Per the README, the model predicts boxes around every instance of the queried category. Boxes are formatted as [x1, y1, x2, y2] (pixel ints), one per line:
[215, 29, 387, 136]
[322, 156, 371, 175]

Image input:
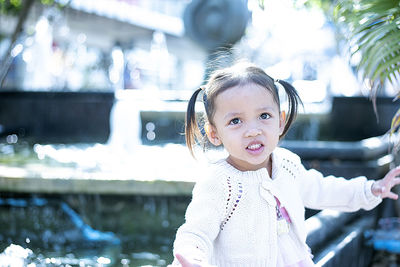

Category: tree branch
[0, 0, 35, 88]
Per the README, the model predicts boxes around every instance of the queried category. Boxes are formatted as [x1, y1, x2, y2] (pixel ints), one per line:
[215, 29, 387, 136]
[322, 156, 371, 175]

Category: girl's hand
[371, 166, 400, 199]
[175, 254, 202, 267]
[175, 254, 216, 267]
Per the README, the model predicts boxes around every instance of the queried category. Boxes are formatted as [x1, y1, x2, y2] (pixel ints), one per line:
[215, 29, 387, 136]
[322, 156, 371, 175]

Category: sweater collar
[215, 147, 286, 183]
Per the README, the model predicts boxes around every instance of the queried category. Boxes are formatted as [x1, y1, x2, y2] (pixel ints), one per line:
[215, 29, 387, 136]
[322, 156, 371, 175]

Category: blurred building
[2, 0, 394, 103]
[0, 0, 207, 93]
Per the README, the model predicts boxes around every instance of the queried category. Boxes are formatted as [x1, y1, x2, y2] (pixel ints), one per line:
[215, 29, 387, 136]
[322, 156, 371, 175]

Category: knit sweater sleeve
[286, 151, 382, 211]
[170, 167, 226, 265]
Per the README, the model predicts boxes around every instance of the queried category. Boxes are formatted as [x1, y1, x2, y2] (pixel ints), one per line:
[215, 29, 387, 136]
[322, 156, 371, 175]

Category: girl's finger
[387, 166, 400, 179]
[385, 191, 399, 200]
[176, 254, 191, 267]
[175, 254, 201, 267]
[393, 177, 400, 186]
[384, 177, 400, 190]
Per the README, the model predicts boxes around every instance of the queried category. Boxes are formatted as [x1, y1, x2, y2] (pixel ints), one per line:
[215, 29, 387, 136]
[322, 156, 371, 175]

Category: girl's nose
[245, 127, 262, 137]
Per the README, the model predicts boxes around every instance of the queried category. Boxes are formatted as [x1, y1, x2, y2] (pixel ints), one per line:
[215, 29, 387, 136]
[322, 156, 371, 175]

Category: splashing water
[0, 244, 33, 267]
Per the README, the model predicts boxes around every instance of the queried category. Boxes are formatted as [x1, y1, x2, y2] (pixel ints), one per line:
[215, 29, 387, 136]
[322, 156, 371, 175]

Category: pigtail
[276, 79, 303, 138]
[185, 88, 203, 157]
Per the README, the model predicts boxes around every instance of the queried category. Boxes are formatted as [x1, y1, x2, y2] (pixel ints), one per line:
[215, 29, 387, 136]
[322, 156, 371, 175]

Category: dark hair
[185, 62, 302, 157]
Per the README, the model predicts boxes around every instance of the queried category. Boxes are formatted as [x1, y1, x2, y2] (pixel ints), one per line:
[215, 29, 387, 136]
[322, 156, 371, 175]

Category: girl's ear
[205, 123, 222, 146]
[279, 111, 286, 135]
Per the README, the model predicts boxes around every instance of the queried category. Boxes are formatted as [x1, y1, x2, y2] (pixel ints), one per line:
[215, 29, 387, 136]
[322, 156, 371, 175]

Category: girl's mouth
[246, 143, 264, 154]
[247, 143, 262, 150]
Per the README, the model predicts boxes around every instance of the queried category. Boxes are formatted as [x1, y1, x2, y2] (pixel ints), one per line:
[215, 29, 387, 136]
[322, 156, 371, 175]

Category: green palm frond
[335, 0, 400, 85]
[334, 0, 400, 138]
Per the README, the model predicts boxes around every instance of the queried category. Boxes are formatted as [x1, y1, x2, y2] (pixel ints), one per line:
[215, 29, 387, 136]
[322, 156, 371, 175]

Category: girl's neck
[226, 156, 273, 177]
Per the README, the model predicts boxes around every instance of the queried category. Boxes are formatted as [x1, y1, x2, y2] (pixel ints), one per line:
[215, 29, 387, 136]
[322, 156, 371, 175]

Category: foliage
[0, 0, 68, 87]
[284, 0, 400, 138]
[0, 0, 56, 15]
[0, 0, 23, 15]
[333, 0, 400, 136]
[334, 0, 400, 86]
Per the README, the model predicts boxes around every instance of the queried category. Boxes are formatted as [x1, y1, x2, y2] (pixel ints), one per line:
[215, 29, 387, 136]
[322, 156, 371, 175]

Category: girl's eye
[260, 113, 270, 120]
[229, 118, 241, 125]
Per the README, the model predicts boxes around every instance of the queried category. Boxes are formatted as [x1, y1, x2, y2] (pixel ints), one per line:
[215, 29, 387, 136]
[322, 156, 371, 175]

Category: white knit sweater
[171, 147, 382, 267]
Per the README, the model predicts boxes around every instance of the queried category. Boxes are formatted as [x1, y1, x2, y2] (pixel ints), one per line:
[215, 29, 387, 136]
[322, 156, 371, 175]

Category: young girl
[170, 62, 400, 267]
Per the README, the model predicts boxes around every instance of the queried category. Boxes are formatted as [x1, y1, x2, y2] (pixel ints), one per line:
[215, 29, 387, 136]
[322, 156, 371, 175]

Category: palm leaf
[334, 0, 400, 137]
[356, 39, 394, 73]
[372, 56, 400, 82]
[362, 42, 400, 81]
[391, 108, 400, 135]
[355, 21, 393, 47]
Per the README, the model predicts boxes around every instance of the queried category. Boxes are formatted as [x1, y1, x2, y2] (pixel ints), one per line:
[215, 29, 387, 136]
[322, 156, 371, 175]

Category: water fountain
[0, 89, 206, 266]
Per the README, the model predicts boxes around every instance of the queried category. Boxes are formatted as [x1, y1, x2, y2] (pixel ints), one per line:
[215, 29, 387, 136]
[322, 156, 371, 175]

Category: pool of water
[0, 140, 225, 266]
[0, 193, 190, 266]
[0, 131, 392, 266]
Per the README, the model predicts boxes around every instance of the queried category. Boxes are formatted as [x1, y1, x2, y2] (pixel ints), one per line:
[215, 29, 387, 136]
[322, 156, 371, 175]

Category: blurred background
[2, 0, 397, 98]
[0, 0, 399, 266]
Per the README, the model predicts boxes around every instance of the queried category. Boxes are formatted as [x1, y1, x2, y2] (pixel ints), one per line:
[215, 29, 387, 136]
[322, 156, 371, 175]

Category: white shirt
[170, 147, 382, 267]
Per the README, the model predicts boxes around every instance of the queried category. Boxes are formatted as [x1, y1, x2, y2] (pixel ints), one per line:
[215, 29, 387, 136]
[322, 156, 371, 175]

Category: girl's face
[206, 83, 285, 171]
